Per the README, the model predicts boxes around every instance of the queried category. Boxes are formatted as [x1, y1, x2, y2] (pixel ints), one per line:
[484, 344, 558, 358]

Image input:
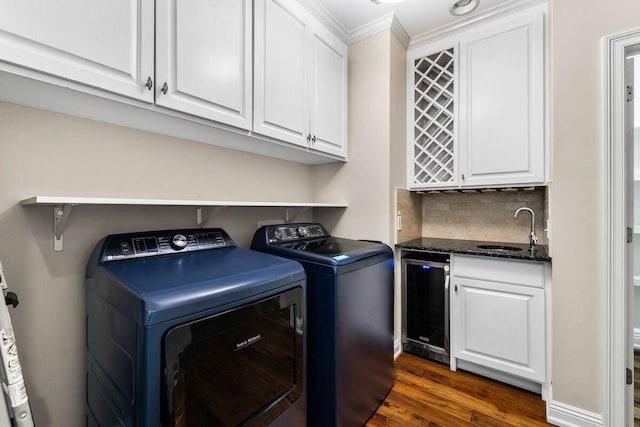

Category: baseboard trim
[394, 338, 402, 360]
[547, 400, 603, 427]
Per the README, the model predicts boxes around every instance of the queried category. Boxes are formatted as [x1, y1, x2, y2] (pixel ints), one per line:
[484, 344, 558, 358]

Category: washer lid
[271, 237, 392, 266]
[100, 247, 305, 326]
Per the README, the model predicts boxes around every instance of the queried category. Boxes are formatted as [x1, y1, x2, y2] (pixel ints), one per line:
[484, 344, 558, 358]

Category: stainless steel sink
[476, 244, 523, 252]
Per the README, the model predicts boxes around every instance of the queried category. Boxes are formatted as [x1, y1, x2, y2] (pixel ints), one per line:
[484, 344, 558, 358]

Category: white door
[626, 54, 635, 427]
[0, 0, 154, 102]
[253, 0, 310, 147]
[309, 26, 347, 157]
[458, 9, 544, 187]
[451, 278, 545, 382]
[155, 0, 252, 129]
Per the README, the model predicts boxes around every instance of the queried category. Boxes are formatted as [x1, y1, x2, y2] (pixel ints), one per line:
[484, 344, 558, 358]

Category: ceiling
[315, 0, 516, 39]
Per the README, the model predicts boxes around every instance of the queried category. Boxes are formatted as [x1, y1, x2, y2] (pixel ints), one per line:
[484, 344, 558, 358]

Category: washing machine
[251, 223, 394, 427]
[85, 228, 306, 427]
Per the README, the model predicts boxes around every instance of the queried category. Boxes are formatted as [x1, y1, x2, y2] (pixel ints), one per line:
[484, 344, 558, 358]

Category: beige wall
[390, 32, 408, 244]
[0, 102, 314, 426]
[313, 29, 407, 351]
[10, 0, 640, 420]
[550, 0, 640, 413]
[313, 30, 392, 244]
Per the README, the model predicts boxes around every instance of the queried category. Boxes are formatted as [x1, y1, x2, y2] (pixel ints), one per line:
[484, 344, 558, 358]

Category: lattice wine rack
[412, 48, 455, 187]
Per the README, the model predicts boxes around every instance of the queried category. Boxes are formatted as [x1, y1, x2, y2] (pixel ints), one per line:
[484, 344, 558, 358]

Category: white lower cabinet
[450, 255, 549, 383]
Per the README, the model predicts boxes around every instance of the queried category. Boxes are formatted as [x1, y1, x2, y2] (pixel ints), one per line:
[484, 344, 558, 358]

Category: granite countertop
[396, 237, 551, 262]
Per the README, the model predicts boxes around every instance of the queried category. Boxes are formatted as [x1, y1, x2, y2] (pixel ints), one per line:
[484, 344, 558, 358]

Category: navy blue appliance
[251, 223, 394, 427]
[85, 228, 306, 427]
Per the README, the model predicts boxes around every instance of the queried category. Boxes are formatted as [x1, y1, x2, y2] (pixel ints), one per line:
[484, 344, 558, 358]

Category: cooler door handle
[444, 273, 450, 355]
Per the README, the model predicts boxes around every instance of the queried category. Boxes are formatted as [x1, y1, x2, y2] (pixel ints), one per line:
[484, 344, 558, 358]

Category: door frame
[603, 28, 640, 427]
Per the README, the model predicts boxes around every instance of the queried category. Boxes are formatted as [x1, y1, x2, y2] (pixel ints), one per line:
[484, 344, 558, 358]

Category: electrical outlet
[396, 211, 402, 231]
[545, 218, 551, 240]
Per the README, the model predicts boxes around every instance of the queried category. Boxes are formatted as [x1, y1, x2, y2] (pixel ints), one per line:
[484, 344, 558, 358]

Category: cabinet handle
[454, 284, 458, 293]
[161, 82, 168, 95]
[461, 174, 465, 180]
[306, 134, 311, 143]
[312, 135, 316, 144]
[144, 77, 153, 91]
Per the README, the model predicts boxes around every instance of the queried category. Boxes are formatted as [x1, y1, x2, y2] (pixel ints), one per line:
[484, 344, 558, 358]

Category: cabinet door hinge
[627, 227, 633, 243]
[627, 85, 634, 103]
[627, 368, 633, 385]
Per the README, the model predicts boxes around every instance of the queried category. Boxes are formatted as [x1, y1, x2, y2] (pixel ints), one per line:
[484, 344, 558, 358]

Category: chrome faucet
[514, 207, 537, 250]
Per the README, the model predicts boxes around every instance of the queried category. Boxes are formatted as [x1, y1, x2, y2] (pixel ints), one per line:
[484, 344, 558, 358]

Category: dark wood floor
[366, 353, 553, 427]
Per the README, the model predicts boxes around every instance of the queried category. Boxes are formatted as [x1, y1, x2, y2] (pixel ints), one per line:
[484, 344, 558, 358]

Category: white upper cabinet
[458, 9, 544, 187]
[310, 25, 348, 157]
[254, 0, 309, 147]
[254, 0, 347, 157]
[0, 0, 346, 162]
[0, 0, 154, 102]
[155, 0, 253, 129]
[408, 40, 459, 189]
[408, 4, 546, 190]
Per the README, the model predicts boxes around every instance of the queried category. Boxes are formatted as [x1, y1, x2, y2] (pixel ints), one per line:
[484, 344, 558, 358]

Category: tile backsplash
[421, 188, 548, 245]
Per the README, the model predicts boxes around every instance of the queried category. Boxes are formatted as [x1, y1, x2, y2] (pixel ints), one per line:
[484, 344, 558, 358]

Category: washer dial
[171, 234, 188, 250]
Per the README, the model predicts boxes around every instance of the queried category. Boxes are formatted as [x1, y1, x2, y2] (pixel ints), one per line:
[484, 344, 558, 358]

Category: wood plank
[366, 353, 552, 427]
[375, 398, 447, 427]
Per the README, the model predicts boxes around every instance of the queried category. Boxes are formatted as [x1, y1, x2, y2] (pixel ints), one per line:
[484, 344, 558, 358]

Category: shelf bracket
[285, 207, 310, 223]
[196, 206, 224, 227]
[53, 205, 73, 252]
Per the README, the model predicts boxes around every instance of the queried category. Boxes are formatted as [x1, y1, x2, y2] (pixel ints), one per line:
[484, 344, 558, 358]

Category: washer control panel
[267, 223, 327, 243]
[101, 228, 232, 262]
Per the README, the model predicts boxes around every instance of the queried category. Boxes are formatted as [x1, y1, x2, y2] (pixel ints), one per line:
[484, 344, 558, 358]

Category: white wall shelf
[20, 196, 347, 251]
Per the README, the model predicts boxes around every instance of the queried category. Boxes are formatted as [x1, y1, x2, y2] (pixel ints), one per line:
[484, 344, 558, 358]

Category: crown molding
[298, 0, 544, 50]
[409, 0, 546, 49]
[348, 12, 409, 48]
[297, 0, 349, 43]
[389, 14, 410, 49]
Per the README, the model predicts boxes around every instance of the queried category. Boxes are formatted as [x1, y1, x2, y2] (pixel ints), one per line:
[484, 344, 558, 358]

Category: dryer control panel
[100, 228, 234, 262]
[266, 223, 328, 243]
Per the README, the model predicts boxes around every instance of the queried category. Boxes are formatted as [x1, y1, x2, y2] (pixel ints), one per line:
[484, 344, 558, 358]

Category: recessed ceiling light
[450, 0, 479, 15]
[371, 0, 405, 4]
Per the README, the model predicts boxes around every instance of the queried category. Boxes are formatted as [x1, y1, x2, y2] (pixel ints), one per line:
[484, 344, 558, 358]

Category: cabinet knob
[161, 82, 168, 95]
[454, 284, 458, 293]
[306, 134, 311, 143]
[461, 174, 465, 180]
[312, 135, 316, 144]
[144, 77, 153, 91]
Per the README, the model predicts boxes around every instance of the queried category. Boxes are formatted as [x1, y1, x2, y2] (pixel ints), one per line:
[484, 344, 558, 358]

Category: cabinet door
[458, 9, 544, 187]
[0, 0, 154, 102]
[254, 0, 310, 147]
[407, 42, 459, 189]
[309, 25, 347, 157]
[155, 0, 252, 129]
[451, 277, 545, 382]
